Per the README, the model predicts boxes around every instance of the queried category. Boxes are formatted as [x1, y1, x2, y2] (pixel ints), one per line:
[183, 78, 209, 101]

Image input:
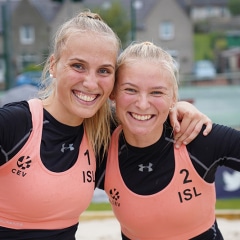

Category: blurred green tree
[93, 1, 131, 48]
[228, 0, 240, 16]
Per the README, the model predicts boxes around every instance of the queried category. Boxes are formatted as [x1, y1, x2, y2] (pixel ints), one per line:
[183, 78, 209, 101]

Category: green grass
[215, 198, 240, 209]
[87, 199, 240, 211]
[86, 202, 112, 211]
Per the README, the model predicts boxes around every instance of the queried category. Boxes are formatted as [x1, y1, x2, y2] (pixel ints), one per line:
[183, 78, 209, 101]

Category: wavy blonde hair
[38, 11, 121, 159]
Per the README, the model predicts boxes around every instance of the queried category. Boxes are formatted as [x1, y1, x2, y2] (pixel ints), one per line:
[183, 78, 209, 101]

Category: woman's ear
[172, 97, 178, 108]
[109, 92, 115, 101]
[50, 55, 56, 78]
[109, 92, 116, 108]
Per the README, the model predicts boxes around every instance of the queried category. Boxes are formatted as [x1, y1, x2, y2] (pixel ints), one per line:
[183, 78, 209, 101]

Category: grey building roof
[84, 0, 187, 29]
[28, 0, 62, 22]
[0, 0, 229, 33]
[0, 0, 61, 32]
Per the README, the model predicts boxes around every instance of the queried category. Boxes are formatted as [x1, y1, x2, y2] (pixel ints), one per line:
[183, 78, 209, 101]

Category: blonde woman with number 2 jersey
[101, 42, 240, 240]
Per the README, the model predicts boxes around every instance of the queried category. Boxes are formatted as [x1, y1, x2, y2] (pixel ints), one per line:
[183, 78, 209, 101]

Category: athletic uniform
[97, 122, 240, 240]
[0, 99, 96, 240]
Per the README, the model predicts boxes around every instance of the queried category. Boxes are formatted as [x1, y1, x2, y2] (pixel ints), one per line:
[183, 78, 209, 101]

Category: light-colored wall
[136, 0, 193, 74]
[11, 0, 49, 73]
[50, 1, 84, 48]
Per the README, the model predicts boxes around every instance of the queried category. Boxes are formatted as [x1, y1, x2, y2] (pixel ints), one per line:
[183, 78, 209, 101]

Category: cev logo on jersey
[109, 188, 120, 207]
[12, 156, 32, 177]
[177, 168, 202, 203]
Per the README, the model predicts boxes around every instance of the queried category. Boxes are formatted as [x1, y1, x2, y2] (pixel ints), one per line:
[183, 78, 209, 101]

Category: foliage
[194, 20, 210, 33]
[228, 0, 240, 16]
[22, 64, 43, 73]
[92, 1, 131, 48]
[194, 33, 227, 61]
[194, 34, 213, 60]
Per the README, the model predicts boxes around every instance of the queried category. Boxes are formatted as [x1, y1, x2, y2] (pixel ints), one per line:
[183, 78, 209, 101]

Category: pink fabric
[105, 126, 216, 240]
[0, 99, 95, 229]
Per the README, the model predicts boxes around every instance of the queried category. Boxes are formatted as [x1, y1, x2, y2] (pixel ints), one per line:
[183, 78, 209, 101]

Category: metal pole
[2, 0, 13, 90]
[130, 0, 136, 42]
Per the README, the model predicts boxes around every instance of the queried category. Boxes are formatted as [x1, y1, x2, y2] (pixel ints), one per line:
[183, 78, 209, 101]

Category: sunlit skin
[112, 60, 176, 147]
[43, 32, 117, 126]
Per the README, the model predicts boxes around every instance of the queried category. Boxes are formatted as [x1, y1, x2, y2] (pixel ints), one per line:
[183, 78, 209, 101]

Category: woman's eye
[73, 63, 84, 70]
[99, 68, 110, 74]
[151, 91, 163, 96]
[125, 88, 136, 94]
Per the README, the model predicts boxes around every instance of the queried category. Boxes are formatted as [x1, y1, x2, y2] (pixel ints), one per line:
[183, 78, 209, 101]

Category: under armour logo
[61, 143, 74, 152]
[138, 163, 153, 172]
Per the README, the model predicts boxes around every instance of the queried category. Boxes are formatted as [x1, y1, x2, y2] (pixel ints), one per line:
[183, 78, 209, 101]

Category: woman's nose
[82, 72, 98, 90]
[135, 94, 150, 110]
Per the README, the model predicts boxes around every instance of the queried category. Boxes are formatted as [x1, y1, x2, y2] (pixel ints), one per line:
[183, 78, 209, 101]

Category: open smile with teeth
[73, 91, 98, 102]
[131, 113, 152, 121]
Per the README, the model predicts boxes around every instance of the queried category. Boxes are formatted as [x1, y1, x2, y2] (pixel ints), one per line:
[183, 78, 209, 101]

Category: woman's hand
[169, 101, 212, 148]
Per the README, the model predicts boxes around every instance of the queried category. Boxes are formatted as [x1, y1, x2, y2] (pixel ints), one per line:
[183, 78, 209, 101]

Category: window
[20, 25, 35, 44]
[159, 21, 174, 41]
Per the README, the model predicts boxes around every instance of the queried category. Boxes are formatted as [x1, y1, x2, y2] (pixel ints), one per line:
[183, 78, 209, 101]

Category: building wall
[50, 0, 84, 45]
[136, 0, 193, 74]
[11, 0, 50, 73]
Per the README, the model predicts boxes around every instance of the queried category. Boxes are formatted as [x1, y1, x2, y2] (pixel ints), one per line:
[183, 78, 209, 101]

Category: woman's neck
[121, 126, 163, 148]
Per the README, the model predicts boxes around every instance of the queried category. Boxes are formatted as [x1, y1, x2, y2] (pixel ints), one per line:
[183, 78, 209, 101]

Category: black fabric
[0, 224, 78, 240]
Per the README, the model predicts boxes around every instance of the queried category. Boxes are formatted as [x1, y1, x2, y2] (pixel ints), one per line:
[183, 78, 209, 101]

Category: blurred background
[0, 0, 239, 201]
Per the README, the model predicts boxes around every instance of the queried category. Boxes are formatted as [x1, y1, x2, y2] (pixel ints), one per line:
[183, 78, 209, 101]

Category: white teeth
[132, 113, 151, 121]
[75, 92, 96, 102]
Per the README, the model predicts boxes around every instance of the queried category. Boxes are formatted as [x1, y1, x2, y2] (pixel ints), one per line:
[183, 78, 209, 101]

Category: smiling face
[45, 32, 117, 126]
[113, 60, 176, 147]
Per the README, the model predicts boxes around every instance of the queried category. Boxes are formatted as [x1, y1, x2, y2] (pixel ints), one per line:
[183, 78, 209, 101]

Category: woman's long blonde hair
[38, 10, 121, 160]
